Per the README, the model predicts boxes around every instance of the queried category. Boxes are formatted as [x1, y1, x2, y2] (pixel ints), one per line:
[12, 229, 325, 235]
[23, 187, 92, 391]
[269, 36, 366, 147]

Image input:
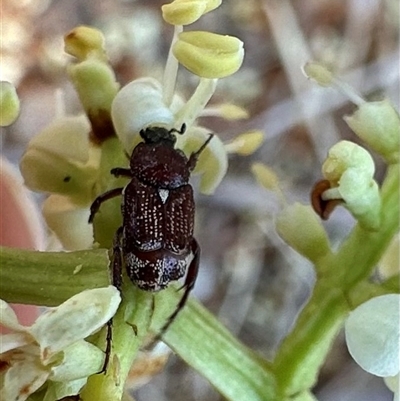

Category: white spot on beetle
[158, 189, 169, 204]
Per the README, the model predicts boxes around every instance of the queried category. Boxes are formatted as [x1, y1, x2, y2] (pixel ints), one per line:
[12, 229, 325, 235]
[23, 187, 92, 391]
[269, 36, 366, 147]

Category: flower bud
[0, 81, 20, 126]
[276, 203, 331, 263]
[321, 141, 381, 230]
[344, 99, 400, 164]
[173, 31, 244, 78]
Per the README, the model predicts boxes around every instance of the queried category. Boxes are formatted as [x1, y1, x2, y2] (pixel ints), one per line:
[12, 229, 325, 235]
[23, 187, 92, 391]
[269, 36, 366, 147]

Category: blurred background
[1, 0, 399, 400]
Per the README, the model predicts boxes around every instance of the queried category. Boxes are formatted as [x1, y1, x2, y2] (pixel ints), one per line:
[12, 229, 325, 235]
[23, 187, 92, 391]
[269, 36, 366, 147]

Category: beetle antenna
[169, 123, 186, 136]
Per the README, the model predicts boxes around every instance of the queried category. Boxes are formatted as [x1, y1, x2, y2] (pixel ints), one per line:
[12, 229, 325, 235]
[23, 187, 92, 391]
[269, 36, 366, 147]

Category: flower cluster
[0, 287, 120, 401]
[18, 0, 262, 251]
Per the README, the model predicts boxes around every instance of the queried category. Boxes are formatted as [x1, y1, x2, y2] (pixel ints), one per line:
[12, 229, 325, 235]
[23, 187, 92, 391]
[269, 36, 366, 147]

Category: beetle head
[140, 124, 186, 147]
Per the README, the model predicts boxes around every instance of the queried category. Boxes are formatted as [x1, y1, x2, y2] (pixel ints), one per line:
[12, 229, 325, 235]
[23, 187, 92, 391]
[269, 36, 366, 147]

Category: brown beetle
[89, 124, 213, 369]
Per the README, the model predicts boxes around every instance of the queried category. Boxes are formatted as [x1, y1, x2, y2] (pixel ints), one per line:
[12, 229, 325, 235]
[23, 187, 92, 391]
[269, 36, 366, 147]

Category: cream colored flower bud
[0, 81, 20, 126]
[322, 141, 381, 230]
[42, 195, 94, 251]
[302, 62, 334, 87]
[225, 131, 264, 155]
[173, 31, 244, 78]
[276, 203, 331, 263]
[344, 99, 400, 164]
[162, 0, 221, 25]
[64, 26, 106, 61]
[111, 78, 175, 152]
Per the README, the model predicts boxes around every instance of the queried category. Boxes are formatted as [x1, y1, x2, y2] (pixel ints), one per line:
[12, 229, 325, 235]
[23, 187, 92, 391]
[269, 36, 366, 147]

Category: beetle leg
[110, 167, 133, 178]
[157, 238, 200, 338]
[187, 134, 214, 171]
[100, 226, 124, 373]
[88, 187, 124, 223]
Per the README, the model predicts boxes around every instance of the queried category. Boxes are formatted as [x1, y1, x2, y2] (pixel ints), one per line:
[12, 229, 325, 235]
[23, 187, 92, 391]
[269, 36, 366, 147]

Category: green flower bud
[344, 99, 400, 164]
[322, 141, 381, 231]
[0, 81, 20, 126]
[276, 203, 331, 263]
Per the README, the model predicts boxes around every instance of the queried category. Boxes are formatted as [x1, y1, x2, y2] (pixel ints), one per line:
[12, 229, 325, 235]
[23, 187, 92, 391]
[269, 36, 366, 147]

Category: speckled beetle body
[89, 124, 213, 370]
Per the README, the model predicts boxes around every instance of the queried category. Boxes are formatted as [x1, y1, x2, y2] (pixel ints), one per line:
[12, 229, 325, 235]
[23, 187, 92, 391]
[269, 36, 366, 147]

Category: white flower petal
[0, 333, 32, 353]
[30, 286, 121, 360]
[43, 378, 87, 401]
[345, 294, 400, 377]
[27, 115, 91, 164]
[50, 340, 104, 381]
[176, 126, 227, 194]
[42, 195, 94, 251]
[1, 359, 49, 401]
[384, 374, 399, 394]
[0, 300, 25, 331]
[112, 77, 174, 152]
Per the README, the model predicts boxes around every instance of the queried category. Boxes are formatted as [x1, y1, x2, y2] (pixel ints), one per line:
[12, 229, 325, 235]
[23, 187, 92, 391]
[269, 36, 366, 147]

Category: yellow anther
[162, 0, 221, 25]
[303, 62, 334, 87]
[64, 26, 106, 61]
[225, 131, 264, 155]
[173, 31, 244, 78]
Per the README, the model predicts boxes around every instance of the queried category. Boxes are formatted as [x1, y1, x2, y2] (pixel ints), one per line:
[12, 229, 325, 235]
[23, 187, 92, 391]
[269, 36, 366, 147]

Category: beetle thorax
[130, 143, 190, 189]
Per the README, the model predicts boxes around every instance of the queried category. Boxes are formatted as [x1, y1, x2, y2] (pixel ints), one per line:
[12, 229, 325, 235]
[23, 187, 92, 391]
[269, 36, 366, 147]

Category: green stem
[272, 164, 399, 396]
[0, 247, 109, 305]
[81, 286, 153, 401]
[163, 296, 276, 401]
